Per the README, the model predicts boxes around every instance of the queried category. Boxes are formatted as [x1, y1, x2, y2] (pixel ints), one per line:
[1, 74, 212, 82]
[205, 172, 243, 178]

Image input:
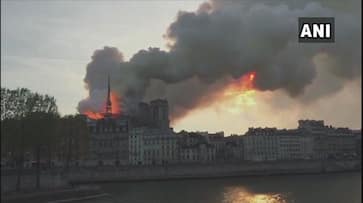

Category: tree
[1, 119, 20, 166]
[25, 112, 59, 189]
[57, 115, 89, 174]
[1, 88, 57, 120]
[1, 87, 59, 191]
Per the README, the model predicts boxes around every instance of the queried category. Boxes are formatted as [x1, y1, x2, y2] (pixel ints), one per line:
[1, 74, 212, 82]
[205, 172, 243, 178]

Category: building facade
[129, 127, 178, 165]
[150, 99, 170, 130]
[353, 130, 362, 158]
[243, 127, 314, 161]
[87, 116, 129, 166]
[178, 131, 217, 163]
[298, 120, 357, 159]
[85, 85, 360, 167]
[243, 128, 280, 161]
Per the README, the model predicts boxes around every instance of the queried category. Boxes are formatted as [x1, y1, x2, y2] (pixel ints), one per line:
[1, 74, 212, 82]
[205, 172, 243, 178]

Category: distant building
[129, 127, 178, 165]
[178, 131, 216, 163]
[87, 116, 129, 166]
[243, 128, 280, 161]
[86, 76, 130, 166]
[224, 135, 244, 161]
[298, 120, 325, 132]
[85, 82, 359, 167]
[353, 130, 362, 157]
[86, 77, 174, 166]
[150, 99, 170, 130]
[314, 128, 357, 159]
[179, 144, 216, 163]
[276, 129, 314, 160]
[136, 102, 152, 126]
[298, 120, 357, 159]
[243, 127, 314, 161]
[205, 132, 227, 161]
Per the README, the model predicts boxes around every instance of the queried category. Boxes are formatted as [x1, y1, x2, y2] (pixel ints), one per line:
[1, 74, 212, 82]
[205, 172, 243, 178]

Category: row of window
[144, 139, 176, 145]
[89, 126, 128, 133]
[280, 144, 301, 148]
[181, 154, 215, 161]
[91, 140, 120, 148]
[133, 149, 176, 157]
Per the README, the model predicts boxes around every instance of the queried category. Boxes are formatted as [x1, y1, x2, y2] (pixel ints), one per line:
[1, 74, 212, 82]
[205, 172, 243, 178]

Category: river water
[80, 172, 361, 203]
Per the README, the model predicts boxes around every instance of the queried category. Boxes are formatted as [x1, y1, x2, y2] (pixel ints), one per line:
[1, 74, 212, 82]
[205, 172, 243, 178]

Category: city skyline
[2, 0, 361, 135]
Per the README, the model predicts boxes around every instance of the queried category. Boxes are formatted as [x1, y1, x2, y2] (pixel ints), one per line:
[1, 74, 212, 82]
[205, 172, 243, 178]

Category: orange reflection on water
[223, 187, 289, 203]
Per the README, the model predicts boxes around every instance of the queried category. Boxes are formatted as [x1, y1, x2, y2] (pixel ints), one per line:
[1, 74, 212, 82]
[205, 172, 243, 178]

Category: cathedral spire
[105, 74, 112, 115]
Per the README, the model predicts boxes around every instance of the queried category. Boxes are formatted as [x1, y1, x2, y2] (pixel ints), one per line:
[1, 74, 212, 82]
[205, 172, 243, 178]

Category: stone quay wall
[2, 159, 360, 193]
[67, 159, 361, 184]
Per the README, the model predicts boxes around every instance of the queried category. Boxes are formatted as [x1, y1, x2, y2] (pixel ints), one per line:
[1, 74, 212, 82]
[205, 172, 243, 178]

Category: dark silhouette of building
[136, 102, 152, 126]
[86, 76, 129, 165]
[150, 99, 170, 130]
[105, 75, 112, 118]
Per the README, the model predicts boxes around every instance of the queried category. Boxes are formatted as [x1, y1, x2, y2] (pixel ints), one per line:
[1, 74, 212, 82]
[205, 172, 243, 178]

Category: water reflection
[223, 187, 289, 203]
[99, 173, 360, 203]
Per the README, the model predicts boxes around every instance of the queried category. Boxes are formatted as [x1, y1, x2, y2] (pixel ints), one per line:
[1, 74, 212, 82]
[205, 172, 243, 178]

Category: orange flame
[83, 91, 122, 120]
[110, 92, 121, 116]
[229, 71, 256, 91]
[223, 71, 257, 113]
[83, 111, 104, 120]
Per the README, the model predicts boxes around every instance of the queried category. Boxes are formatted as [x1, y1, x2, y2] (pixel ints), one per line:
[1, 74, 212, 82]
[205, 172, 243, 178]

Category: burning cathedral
[84, 76, 170, 166]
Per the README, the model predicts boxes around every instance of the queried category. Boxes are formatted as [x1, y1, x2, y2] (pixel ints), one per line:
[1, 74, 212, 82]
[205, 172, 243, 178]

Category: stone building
[179, 144, 216, 163]
[243, 127, 314, 161]
[150, 99, 170, 130]
[276, 129, 314, 160]
[298, 120, 357, 159]
[243, 128, 280, 161]
[353, 130, 362, 157]
[87, 116, 129, 166]
[205, 132, 228, 161]
[85, 76, 130, 166]
[129, 127, 178, 165]
[178, 131, 216, 163]
[224, 135, 244, 161]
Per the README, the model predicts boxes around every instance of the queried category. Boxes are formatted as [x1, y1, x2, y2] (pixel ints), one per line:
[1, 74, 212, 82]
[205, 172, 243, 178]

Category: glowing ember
[83, 91, 121, 120]
[249, 72, 255, 81]
[83, 111, 104, 120]
[224, 71, 257, 113]
[110, 91, 121, 116]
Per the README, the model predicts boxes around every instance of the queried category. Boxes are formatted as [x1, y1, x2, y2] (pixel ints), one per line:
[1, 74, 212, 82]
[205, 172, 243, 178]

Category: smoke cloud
[78, 0, 361, 122]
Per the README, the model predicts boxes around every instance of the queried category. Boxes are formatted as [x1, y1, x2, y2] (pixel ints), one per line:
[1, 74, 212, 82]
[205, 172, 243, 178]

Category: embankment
[68, 159, 361, 184]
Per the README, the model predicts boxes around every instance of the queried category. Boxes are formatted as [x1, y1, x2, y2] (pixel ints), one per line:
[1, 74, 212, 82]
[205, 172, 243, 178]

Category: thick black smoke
[78, 0, 361, 120]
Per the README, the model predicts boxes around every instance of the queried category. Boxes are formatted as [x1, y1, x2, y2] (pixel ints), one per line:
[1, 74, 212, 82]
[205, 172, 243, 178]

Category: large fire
[223, 71, 257, 113]
[83, 91, 122, 120]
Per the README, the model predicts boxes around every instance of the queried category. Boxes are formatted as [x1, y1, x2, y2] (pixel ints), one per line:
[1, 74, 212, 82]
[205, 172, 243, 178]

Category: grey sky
[1, 0, 202, 115]
[1, 0, 361, 134]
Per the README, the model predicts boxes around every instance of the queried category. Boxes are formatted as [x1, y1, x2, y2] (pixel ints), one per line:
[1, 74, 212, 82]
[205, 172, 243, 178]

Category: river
[78, 172, 361, 203]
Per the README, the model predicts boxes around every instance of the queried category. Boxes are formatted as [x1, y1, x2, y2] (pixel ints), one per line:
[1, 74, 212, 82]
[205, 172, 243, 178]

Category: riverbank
[2, 160, 360, 196]
[68, 159, 361, 184]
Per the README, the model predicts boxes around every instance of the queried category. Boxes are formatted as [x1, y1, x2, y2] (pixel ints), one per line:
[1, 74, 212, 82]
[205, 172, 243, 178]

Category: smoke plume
[78, 0, 361, 122]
